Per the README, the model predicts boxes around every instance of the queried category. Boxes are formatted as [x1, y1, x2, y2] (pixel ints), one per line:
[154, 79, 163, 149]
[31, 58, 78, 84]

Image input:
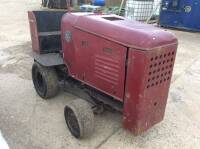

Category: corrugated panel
[94, 54, 120, 86]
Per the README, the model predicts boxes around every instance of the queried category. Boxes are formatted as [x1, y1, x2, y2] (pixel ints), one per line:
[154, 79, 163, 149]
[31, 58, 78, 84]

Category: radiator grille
[146, 50, 175, 88]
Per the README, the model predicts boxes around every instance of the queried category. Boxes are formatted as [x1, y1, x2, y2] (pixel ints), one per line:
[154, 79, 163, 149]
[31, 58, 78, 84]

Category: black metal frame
[32, 11, 66, 53]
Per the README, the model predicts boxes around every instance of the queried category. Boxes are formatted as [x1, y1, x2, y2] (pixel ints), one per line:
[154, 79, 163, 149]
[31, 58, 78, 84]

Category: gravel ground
[0, 0, 200, 149]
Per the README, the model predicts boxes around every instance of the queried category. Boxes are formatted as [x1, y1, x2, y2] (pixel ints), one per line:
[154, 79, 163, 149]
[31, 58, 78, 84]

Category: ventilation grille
[94, 55, 120, 85]
[146, 51, 175, 88]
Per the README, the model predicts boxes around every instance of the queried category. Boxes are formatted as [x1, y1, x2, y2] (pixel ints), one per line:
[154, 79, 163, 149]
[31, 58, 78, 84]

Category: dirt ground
[0, 0, 200, 149]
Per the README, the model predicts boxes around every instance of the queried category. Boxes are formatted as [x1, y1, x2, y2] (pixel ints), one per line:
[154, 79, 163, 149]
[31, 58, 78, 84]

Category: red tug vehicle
[28, 10, 178, 138]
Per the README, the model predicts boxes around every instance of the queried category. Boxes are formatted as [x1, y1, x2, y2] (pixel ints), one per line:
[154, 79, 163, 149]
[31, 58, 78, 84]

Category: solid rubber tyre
[32, 62, 59, 99]
[64, 99, 94, 139]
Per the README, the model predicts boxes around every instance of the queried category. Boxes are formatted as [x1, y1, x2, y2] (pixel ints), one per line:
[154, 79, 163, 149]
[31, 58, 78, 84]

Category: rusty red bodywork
[28, 12, 40, 53]
[29, 12, 178, 135]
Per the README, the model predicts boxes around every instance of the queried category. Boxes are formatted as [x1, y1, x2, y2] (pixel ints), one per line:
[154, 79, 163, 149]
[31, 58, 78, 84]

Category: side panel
[64, 29, 127, 101]
[123, 44, 177, 135]
[61, 17, 77, 76]
[28, 11, 40, 53]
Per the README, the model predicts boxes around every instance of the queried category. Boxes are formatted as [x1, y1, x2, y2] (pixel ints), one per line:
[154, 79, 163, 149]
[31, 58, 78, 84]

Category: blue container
[159, 0, 200, 32]
[93, 0, 105, 6]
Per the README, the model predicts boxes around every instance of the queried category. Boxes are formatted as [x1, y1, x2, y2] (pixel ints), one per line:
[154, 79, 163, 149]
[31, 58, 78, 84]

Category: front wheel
[32, 62, 59, 99]
[64, 99, 94, 139]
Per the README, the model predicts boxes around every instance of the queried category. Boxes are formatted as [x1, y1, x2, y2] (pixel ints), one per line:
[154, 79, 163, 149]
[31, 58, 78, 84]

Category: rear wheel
[64, 99, 94, 139]
[32, 62, 59, 99]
